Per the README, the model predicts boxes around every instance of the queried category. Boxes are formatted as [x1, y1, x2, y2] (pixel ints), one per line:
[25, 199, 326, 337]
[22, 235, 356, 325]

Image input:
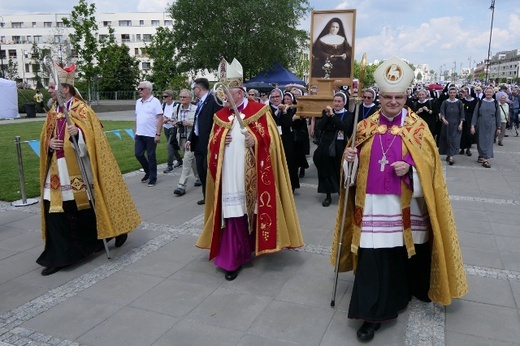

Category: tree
[353, 60, 380, 88]
[5, 58, 19, 80]
[146, 26, 186, 92]
[416, 72, 423, 81]
[62, 0, 100, 100]
[168, 0, 311, 80]
[97, 43, 140, 92]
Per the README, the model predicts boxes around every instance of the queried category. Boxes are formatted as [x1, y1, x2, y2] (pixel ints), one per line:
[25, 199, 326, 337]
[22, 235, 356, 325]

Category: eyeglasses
[248, 93, 256, 96]
[138, 88, 146, 91]
[162, 95, 170, 98]
[362, 96, 373, 99]
[380, 95, 406, 101]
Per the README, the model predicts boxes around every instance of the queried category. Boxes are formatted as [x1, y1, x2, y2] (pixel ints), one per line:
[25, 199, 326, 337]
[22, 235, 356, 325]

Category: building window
[118, 20, 132, 27]
[143, 34, 152, 42]
[142, 62, 151, 70]
[121, 34, 130, 43]
[12, 36, 21, 44]
[32, 22, 37, 28]
[11, 22, 23, 28]
[139, 20, 144, 26]
[136, 34, 141, 42]
[25, 64, 30, 73]
[34, 35, 43, 44]
[54, 35, 63, 43]
[9, 50, 17, 58]
[164, 20, 173, 26]
[44, 22, 52, 28]
[103, 21, 111, 27]
[26, 35, 31, 43]
[151, 20, 160, 26]
[56, 22, 63, 27]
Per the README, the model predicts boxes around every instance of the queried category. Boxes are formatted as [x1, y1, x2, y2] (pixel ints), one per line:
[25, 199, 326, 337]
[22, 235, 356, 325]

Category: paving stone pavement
[1, 112, 520, 345]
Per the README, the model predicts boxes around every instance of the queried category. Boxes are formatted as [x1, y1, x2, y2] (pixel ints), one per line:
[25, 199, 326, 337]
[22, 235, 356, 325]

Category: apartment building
[0, 12, 171, 87]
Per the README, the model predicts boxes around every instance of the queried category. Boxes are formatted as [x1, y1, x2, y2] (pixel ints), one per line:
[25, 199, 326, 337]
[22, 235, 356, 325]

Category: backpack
[476, 98, 498, 116]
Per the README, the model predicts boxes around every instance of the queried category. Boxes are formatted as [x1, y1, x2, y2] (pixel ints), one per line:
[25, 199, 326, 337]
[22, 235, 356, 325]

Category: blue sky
[2, 0, 519, 75]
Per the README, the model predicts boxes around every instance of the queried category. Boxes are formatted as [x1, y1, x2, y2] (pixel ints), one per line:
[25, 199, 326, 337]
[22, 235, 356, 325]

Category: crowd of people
[47, 55, 520, 342]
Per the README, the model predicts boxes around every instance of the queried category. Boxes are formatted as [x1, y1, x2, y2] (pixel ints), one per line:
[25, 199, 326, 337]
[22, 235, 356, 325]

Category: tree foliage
[62, 0, 99, 96]
[168, 0, 311, 80]
[5, 58, 19, 80]
[353, 60, 380, 88]
[97, 43, 140, 92]
[145, 26, 186, 92]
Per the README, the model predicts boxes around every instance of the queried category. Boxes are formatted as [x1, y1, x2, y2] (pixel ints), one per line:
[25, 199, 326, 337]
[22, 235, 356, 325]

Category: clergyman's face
[379, 92, 406, 117]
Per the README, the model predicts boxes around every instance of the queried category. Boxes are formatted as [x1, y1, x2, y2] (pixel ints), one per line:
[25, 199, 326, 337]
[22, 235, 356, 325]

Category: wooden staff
[330, 53, 367, 307]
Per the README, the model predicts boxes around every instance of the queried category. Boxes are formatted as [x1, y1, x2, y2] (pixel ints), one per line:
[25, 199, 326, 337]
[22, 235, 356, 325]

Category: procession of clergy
[38, 56, 467, 342]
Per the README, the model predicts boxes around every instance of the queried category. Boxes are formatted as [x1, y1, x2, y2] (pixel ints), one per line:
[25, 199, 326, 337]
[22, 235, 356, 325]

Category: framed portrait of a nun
[310, 9, 356, 87]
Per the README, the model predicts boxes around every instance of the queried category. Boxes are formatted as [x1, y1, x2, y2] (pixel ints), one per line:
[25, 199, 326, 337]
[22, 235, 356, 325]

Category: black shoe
[147, 180, 156, 187]
[197, 199, 205, 205]
[194, 179, 202, 187]
[504, 134, 509, 137]
[225, 267, 241, 281]
[448, 156, 454, 165]
[140, 174, 149, 183]
[41, 267, 61, 276]
[357, 321, 381, 342]
[466, 149, 472, 157]
[174, 187, 186, 196]
[173, 161, 183, 168]
[459, 149, 464, 155]
[115, 234, 128, 247]
[322, 196, 331, 207]
[299, 168, 305, 178]
[163, 167, 174, 173]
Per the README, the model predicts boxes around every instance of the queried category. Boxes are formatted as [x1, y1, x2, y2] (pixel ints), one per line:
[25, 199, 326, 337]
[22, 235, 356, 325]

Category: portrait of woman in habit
[312, 17, 353, 79]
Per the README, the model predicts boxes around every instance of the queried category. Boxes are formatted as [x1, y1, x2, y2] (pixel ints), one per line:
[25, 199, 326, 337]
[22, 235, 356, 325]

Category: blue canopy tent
[245, 62, 305, 88]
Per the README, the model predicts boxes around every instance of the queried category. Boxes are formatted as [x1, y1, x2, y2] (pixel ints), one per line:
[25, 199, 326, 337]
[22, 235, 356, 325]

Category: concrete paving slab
[248, 299, 334, 346]
[187, 288, 272, 332]
[153, 319, 242, 346]
[76, 306, 178, 346]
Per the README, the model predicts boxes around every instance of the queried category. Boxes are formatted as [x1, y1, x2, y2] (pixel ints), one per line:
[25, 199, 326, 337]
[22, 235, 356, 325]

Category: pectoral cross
[378, 155, 389, 172]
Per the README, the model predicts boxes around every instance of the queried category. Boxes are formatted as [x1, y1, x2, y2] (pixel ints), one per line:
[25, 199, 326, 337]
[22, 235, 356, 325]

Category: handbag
[328, 132, 337, 157]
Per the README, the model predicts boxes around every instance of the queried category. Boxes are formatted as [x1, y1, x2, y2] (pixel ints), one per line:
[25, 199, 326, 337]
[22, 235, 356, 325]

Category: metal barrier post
[11, 136, 39, 207]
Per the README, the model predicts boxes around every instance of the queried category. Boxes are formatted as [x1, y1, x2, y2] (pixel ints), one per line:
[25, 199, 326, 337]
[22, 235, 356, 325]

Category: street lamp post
[0, 16, 5, 78]
[485, 0, 496, 84]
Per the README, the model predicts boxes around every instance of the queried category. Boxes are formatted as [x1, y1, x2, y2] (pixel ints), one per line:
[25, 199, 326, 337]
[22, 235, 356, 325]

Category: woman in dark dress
[270, 89, 299, 192]
[288, 91, 310, 179]
[411, 89, 437, 134]
[439, 87, 464, 165]
[312, 92, 354, 207]
[460, 87, 477, 156]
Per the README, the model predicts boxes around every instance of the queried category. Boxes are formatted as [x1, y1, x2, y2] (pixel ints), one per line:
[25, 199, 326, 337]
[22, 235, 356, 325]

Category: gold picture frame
[309, 9, 356, 88]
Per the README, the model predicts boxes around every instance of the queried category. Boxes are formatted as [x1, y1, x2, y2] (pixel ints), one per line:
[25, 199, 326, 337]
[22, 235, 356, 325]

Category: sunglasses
[362, 96, 373, 99]
[248, 93, 256, 96]
[162, 95, 170, 98]
[138, 88, 146, 91]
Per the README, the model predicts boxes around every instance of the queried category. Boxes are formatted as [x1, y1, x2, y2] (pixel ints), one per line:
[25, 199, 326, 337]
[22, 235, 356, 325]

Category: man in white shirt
[135, 81, 163, 187]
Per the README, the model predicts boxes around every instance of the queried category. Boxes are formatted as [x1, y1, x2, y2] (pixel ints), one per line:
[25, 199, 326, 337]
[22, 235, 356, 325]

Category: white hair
[139, 81, 153, 91]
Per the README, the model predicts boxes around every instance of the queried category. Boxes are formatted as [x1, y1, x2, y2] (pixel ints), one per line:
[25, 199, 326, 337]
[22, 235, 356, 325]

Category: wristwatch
[155, 133, 161, 136]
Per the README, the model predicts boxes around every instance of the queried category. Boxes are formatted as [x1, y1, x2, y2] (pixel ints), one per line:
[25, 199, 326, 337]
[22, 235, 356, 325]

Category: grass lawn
[0, 120, 168, 202]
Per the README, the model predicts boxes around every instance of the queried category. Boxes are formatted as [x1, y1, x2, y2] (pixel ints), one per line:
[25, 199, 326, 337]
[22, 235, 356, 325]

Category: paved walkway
[1, 111, 520, 345]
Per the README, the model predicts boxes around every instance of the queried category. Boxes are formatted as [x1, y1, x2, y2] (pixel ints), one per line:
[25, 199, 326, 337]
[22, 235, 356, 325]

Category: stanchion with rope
[11, 136, 39, 207]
